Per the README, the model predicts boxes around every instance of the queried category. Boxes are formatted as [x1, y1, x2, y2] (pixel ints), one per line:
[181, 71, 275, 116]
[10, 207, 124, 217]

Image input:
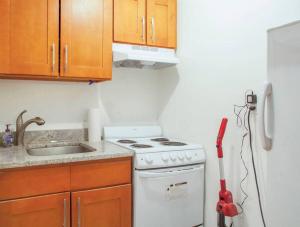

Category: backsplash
[0, 129, 88, 147]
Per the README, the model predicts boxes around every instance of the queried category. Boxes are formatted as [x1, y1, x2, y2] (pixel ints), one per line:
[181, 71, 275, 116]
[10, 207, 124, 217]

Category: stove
[104, 126, 206, 227]
[104, 126, 206, 169]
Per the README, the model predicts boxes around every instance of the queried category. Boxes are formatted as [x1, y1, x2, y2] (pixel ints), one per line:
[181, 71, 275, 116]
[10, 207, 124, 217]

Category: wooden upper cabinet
[72, 185, 132, 227]
[60, 0, 112, 80]
[0, 0, 59, 77]
[113, 0, 177, 48]
[114, 0, 146, 45]
[0, 193, 70, 227]
[147, 0, 177, 48]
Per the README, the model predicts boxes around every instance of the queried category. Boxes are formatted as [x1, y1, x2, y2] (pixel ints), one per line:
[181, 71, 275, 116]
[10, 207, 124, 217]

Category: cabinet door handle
[63, 198, 67, 227]
[151, 17, 155, 43]
[51, 43, 55, 73]
[141, 16, 145, 41]
[64, 45, 68, 73]
[77, 197, 81, 227]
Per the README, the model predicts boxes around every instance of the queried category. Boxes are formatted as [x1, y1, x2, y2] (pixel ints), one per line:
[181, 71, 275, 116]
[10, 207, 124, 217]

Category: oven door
[134, 164, 205, 227]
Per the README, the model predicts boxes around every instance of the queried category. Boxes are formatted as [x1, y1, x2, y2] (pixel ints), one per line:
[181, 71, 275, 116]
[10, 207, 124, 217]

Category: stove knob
[178, 153, 184, 161]
[145, 155, 153, 164]
[170, 153, 177, 161]
[161, 154, 169, 162]
[185, 152, 192, 160]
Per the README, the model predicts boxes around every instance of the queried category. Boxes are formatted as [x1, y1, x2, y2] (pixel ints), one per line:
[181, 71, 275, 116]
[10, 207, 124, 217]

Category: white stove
[104, 126, 206, 227]
[107, 136, 205, 169]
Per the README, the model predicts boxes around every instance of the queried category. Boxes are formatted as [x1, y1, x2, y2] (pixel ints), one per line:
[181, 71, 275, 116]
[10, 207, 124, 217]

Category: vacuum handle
[216, 118, 228, 158]
[217, 118, 228, 144]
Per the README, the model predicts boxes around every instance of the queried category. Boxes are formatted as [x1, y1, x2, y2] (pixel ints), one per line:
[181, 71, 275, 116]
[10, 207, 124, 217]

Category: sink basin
[26, 143, 96, 156]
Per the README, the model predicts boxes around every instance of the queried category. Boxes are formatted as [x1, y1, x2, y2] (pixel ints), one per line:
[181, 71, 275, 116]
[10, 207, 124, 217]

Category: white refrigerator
[260, 20, 300, 227]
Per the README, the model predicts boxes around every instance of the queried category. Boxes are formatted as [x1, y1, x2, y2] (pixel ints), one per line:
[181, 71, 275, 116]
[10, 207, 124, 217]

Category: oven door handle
[138, 166, 203, 178]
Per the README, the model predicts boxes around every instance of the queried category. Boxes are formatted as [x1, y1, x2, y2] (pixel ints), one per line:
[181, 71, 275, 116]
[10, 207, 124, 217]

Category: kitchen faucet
[15, 110, 45, 146]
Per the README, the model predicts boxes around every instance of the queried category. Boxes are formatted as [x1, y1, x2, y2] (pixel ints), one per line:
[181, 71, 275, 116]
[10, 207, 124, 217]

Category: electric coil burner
[151, 138, 169, 142]
[161, 141, 187, 146]
[131, 144, 153, 148]
[117, 139, 137, 144]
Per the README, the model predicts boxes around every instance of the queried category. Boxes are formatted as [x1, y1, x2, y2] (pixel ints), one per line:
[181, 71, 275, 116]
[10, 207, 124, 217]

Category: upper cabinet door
[0, 193, 70, 227]
[0, 0, 59, 76]
[147, 0, 177, 48]
[114, 0, 146, 45]
[60, 0, 112, 80]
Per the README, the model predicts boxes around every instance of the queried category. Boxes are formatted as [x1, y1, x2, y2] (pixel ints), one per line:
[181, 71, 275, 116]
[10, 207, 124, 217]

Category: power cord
[247, 109, 267, 227]
[237, 131, 249, 214]
[234, 96, 250, 215]
[233, 90, 267, 227]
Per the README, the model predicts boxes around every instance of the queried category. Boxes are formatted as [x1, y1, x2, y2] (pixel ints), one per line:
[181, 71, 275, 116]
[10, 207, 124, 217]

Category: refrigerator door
[266, 21, 300, 227]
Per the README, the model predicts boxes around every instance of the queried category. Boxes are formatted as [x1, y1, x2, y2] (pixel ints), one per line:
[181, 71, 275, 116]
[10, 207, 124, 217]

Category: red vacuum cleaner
[216, 118, 238, 227]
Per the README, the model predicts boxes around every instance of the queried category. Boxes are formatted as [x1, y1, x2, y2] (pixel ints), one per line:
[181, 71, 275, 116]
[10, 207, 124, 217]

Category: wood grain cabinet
[72, 185, 132, 227]
[0, 158, 132, 227]
[114, 0, 177, 48]
[0, 0, 59, 77]
[0, 193, 70, 227]
[0, 0, 112, 81]
[60, 0, 112, 80]
[114, 0, 146, 45]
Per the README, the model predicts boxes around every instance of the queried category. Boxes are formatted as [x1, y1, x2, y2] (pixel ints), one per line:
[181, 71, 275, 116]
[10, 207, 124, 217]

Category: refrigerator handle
[259, 82, 273, 151]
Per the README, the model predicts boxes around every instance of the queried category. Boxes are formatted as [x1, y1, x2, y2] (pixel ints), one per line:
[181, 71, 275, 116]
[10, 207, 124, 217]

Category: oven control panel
[135, 149, 206, 169]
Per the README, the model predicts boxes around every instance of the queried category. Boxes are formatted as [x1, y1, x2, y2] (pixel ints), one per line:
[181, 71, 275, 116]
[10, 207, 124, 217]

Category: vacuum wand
[216, 118, 238, 227]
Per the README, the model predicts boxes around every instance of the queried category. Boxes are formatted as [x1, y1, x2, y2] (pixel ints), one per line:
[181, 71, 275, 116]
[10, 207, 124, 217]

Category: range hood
[113, 43, 179, 69]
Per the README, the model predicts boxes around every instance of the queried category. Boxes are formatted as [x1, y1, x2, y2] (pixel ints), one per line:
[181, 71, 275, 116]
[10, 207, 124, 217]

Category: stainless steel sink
[26, 143, 96, 156]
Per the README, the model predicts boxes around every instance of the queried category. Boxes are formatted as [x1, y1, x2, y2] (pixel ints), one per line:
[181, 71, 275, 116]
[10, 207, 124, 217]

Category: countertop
[0, 141, 133, 170]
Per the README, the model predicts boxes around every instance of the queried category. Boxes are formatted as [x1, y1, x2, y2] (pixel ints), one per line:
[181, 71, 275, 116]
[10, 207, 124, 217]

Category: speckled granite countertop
[0, 141, 133, 170]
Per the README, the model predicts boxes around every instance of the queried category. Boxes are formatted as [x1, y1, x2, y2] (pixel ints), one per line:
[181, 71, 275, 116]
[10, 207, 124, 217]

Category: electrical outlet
[247, 93, 257, 110]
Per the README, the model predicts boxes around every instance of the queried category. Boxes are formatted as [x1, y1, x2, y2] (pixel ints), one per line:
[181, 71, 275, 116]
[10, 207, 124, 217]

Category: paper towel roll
[88, 108, 101, 143]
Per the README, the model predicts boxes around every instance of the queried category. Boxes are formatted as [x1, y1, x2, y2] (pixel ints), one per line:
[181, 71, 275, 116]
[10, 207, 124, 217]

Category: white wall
[159, 0, 300, 227]
[0, 68, 160, 131]
[0, 1, 299, 227]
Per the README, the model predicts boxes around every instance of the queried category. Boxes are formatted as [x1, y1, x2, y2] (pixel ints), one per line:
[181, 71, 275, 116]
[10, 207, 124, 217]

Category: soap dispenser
[2, 124, 14, 147]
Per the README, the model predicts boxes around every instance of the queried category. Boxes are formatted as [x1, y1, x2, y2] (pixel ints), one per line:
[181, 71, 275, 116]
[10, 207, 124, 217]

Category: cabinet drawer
[0, 166, 70, 201]
[70, 158, 131, 191]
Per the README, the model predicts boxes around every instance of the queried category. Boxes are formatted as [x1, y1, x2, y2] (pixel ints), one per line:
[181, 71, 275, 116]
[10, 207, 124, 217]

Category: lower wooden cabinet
[72, 185, 132, 227]
[0, 192, 70, 227]
[0, 158, 132, 227]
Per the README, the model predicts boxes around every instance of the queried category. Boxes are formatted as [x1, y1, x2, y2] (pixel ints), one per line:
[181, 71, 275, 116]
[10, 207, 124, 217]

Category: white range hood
[113, 43, 179, 69]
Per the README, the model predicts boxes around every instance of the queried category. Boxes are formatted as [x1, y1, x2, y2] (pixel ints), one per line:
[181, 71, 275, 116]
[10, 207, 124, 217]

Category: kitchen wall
[158, 0, 300, 227]
[0, 68, 160, 131]
[0, 1, 299, 227]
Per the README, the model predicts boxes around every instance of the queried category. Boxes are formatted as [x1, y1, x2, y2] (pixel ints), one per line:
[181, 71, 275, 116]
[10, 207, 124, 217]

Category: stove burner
[131, 144, 153, 148]
[151, 138, 169, 142]
[117, 140, 137, 144]
[161, 141, 187, 146]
